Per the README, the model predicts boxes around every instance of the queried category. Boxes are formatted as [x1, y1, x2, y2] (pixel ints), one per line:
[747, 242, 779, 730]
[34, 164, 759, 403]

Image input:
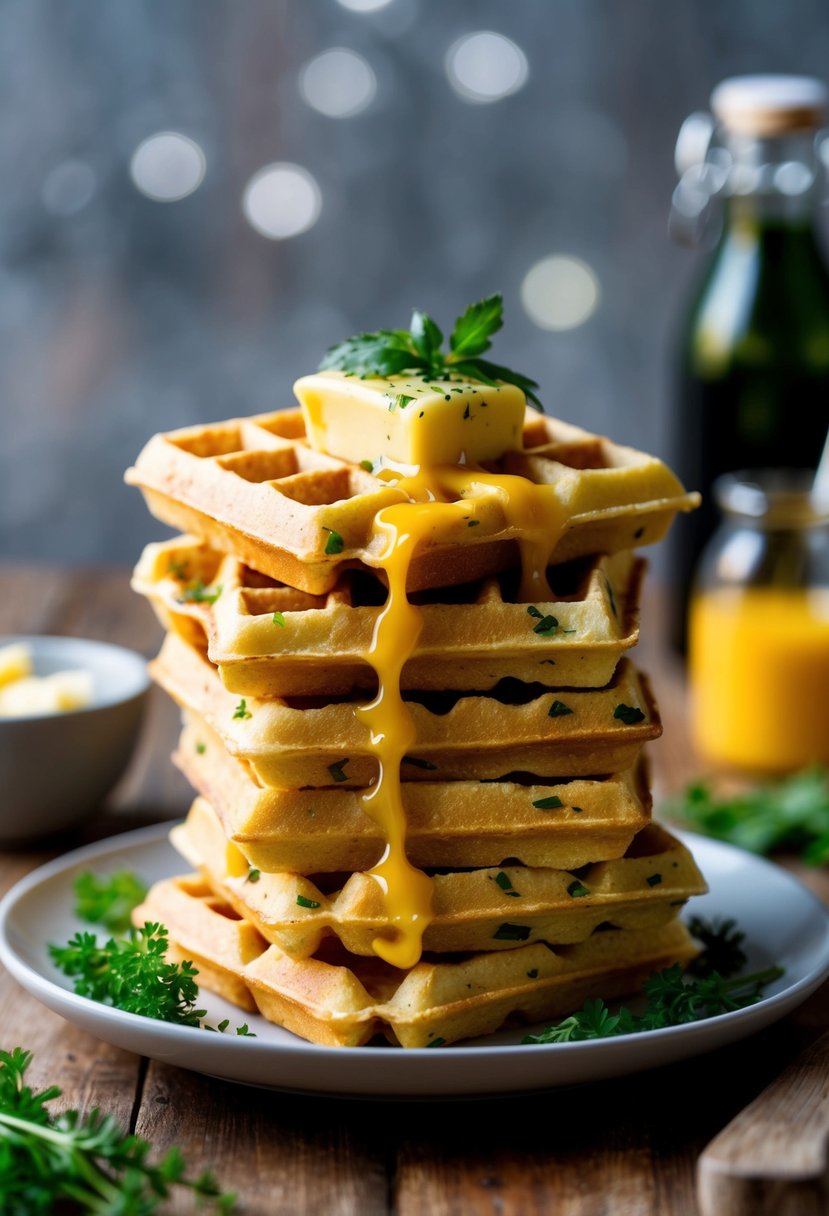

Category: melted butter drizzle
[359, 465, 565, 969]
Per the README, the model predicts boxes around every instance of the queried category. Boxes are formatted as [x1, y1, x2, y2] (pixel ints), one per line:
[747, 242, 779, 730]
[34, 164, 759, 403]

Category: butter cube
[0, 642, 32, 689]
[294, 371, 526, 467]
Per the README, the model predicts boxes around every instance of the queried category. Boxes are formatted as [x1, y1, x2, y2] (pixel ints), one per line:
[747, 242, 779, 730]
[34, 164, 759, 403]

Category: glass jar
[689, 470, 829, 773]
[668, 75, 829, 653]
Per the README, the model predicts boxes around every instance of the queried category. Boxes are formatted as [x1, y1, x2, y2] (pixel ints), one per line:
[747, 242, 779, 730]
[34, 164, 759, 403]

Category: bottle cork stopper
[711, 74, 827, 137]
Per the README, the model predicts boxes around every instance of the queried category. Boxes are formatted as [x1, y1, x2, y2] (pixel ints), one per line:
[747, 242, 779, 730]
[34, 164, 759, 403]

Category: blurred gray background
[3, 0, 829, 564]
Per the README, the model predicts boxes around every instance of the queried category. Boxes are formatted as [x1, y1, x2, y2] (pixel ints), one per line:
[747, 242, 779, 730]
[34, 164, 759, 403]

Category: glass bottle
[689, 470, 829, 774]
[670, 75, 829, 652]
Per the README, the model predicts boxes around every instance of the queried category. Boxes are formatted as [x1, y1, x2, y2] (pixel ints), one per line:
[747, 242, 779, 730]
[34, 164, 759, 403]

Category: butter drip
[358, 464, 565, 968]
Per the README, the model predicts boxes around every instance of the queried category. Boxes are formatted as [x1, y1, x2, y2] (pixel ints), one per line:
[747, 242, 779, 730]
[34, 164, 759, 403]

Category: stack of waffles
[126, 394, 705, 1048]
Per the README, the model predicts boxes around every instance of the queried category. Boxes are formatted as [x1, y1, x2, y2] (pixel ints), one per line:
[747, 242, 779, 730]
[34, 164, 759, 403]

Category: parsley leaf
[73, 870, 148, 934]
[667, 765, 829, 863]
[522, 916, 783, 1045]
[533, 795, 564, 810]
[0, 1048, 235, 1212]
[272, 611, 286, 628]
[323, 527, 345, 555]
[328, 759, 350, 783]
[178, 580, 222, 605]
[296, 894, 321, 909]
[318, 295, 543, 410]
[232, 699, 252, 720]
[614, 703, 646, 725]
[548, 699, 573, 718]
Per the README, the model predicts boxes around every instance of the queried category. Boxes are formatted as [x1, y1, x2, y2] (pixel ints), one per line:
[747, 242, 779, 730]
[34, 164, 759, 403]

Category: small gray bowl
[0, 635, 150, 844]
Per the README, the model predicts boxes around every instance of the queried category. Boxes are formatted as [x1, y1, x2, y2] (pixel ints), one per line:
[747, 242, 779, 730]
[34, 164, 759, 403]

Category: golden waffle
[174, 718, 651, 871]
[125, 407, 699, 595]
[173, 797, 708, 958]
[135, 874, 698, 1048]
[133, 536, 644, 696]
[152, 632, 662, 787]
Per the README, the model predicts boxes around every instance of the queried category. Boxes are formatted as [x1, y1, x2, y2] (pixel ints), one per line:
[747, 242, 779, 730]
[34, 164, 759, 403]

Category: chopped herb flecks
[178, 580, 222, 605]
[495, 871, 521, 897]
[195, 741, 206, 755]
[426, 1037, 446, 1048]
[549, 700, 573, 718]
[493, 923, 531, 941]
[646, 873, 663, 888]
[614, 704, 646, 725]
[322, 528, 345, 556]
[328, 759, 350, 783]
[533, 795, 563, 810]
[567, 881, 590, 898]
[232, 699, 252, 720]
[246, 869, 261, 884]
[532, 614, 559, 636]
[402, 755, 438, 770]
[296, 894, 321, 909]
[272, 611, 286, 628]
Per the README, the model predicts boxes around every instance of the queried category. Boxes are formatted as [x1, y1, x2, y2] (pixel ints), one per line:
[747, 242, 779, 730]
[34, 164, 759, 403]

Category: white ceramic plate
[1, 824, 828, 1098]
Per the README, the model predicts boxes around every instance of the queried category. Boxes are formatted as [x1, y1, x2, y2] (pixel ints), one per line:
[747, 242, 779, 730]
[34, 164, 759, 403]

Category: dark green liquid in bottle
[671, 211, 829, 650]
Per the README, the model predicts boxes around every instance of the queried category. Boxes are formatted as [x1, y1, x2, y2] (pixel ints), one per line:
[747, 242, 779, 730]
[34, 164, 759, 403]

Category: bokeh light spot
[445, 31, 528, 104]
[242, 163, 322, 240]
[130, 132, 206, 202]
[521, 256, 600, 331]
[300, 48, 377, 118]
[336, 0, 394, 10]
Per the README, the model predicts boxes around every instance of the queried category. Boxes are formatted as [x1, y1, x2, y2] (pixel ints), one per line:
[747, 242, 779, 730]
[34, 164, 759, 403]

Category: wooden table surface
[2, 563, 828, 1216]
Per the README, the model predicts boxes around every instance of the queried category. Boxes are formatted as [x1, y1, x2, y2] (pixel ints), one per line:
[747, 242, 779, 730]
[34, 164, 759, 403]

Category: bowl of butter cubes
[0, 637, 150, 843]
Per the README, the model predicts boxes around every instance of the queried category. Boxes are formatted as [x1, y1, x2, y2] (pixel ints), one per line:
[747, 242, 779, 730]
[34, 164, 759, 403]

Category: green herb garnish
[50, 924, 206, 1026]
[523, 916, 780, 1044]
[533, 795, 564, 810]
[319, 294, 543, 409]
[467, 519, 480, 527]
[246, 868, 261, 884]
[328, 759, 350, 783]
[178, 580, 223, 605]
[527, 969, 539, 979]
[386, 393, 414, 411]
[322, 527, 344, 555]
[426, 1037, 446, 1048]
[196, 741, 206, 754]
[668, 766, 829, 863]
[232, 699, 252, 720]
[548, 700, 573, 718]
[646, 873, 663, 887]
[402, 754, 438, 770]
[167, 557, 190, 580]
[494, 871, 520, 897]
[523, 965, 783, 1044]
[614, 703, 646, 725]
[493, 923, 531, 941]
[0, 1048, 235, 1213]
[296, 895, 321, 909]
[73, 871, 148, 935]
[272, 611, 286, 628]
[360, 459, 375, 472]
[567, 881, 590, 898]
[686, 917, 747, 979]
[532, 614, 559, 636]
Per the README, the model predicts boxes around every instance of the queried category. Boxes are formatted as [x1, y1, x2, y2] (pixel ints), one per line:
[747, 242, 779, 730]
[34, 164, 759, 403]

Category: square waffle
[133, 536, 644, 696]
[172, 797, 708, 958]
[174, 716, 653, 872]
[152, 632, 662, 787]
[134, 874, 698, 1048]
[125, 407, 699, 594]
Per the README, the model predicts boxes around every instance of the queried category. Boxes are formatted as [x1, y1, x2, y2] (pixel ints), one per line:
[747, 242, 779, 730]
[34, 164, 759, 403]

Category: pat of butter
[294, 370, 526, 466]
[0, 642, 32, 689]
[0, 670, 93, 718]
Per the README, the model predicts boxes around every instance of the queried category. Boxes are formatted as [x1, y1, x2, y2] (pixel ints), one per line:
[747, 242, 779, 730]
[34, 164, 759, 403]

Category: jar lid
[711, 74, 828, 137]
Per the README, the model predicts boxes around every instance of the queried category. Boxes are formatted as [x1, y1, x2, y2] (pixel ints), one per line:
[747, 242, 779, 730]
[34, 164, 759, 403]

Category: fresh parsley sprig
[73, 871, 149, 935]
[0, 1047, 235, 1213]
[319, 294, 543, 409]
[50, 924, 206, 1026]
[668, 765, 829, 863]
[523, 917, 782, 1045]
[49, 871, 255, 1036]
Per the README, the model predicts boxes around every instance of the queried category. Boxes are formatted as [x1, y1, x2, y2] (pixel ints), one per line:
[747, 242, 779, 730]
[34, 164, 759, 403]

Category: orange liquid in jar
[689, 586, 829, 773]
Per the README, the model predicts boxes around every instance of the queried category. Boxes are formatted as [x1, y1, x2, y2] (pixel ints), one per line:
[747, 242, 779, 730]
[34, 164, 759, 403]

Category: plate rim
[2, 820, 829, 1074]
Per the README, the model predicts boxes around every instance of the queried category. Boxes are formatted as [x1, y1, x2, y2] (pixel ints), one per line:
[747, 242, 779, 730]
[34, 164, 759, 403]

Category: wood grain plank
[136, 1063, 390, 1215]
